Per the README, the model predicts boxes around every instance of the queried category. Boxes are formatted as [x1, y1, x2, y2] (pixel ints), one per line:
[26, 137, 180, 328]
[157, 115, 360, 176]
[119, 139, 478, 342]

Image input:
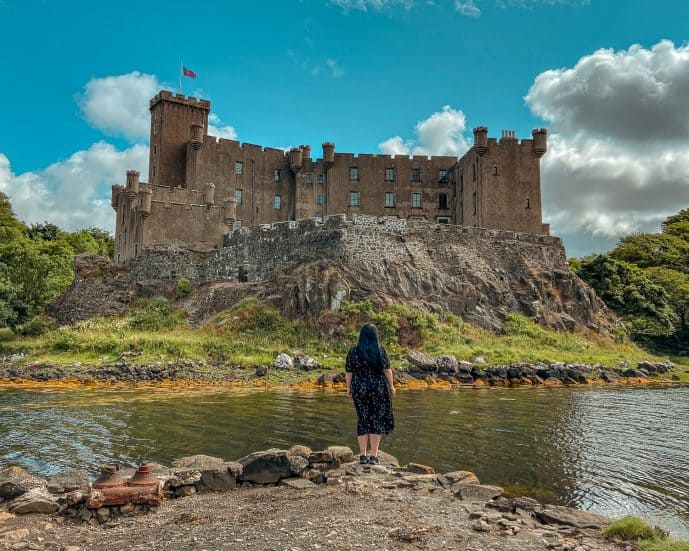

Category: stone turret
[532, 128, 548, 158]
[111, 185, 123, 210]
[473, 127, 488, 156]
[223, 196, 238, 226]
[190, 123, 204, 150]
[125, 171, 140, 201]
[322, 142, 335, 166]
[204, 183, 215, 206]
[138, 188, 152, 219]
[289, 148, 303, 173]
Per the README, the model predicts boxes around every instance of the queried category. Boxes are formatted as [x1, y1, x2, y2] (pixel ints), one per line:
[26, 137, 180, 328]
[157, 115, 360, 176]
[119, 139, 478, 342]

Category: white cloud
[326, 58, 345, 79]
[526, 40, 689, 256]
[79, 71, 161, 141]
[379, 105, 470, 156]
[455, 1, 481, 17]
[328, 0, 414, 12]
[207, 113, 238, 141]
[287, 51, 345, 79]
[0, 143, 149, 232]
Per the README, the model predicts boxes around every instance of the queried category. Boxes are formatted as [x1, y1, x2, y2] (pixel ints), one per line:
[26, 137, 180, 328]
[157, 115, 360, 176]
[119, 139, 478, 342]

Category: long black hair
[355, 323, 389, 369]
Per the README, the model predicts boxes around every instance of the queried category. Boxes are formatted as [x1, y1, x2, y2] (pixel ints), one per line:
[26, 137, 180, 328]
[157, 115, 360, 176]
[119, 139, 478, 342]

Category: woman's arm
[346, 372, 353, 397]
[383, 368, 396, 396]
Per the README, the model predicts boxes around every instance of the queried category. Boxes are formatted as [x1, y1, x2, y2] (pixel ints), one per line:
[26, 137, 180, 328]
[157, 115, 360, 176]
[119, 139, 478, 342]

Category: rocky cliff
[49, 215, 616, 334]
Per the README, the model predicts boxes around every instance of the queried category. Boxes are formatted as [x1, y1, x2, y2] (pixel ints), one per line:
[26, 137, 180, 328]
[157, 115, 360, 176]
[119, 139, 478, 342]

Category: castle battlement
[115, 90, 550, 264]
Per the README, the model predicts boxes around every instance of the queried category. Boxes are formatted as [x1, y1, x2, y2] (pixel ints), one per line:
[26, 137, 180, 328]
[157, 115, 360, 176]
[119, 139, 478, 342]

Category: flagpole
[179, 60, 183, 94]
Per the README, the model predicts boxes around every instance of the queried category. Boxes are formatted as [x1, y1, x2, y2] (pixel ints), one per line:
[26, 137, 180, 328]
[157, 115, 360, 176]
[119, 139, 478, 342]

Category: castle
[111, 90, 549, 264]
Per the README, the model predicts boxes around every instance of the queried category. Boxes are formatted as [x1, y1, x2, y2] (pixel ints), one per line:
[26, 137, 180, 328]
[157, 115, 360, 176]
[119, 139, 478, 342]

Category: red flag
[182, 66, 197, 78]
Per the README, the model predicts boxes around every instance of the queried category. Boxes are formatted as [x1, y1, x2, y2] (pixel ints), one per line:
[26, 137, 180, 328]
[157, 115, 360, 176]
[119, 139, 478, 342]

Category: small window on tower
[274, 195, 282, 209]
[274, 169, 281, 182]
[152, 166, 156, 177]
[411, 168, 421, 182]
[385, 192, 395, 207]
[439, 193, 448, 210]
[349, 167, 359, 181]
[317, 174, 324, 184]
[350, 191, 360, 206]
[153, 144, 157, 155]
[412, 192, 422, 208]
[235, 161, 244, 175]
[316, 194, 324, 206]
[473, 191, 477, 215]
[438, 170, 448, 183]
[306, 173, 313, 184]
[385, 168, 395, 182]
[492, 166, 498, 175]
[235, 188, 243, 204]
[525, 198, 531, 209]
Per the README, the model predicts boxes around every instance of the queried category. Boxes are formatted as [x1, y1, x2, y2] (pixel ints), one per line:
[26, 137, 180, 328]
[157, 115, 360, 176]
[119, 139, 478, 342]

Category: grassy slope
[1, 300, 687, 378]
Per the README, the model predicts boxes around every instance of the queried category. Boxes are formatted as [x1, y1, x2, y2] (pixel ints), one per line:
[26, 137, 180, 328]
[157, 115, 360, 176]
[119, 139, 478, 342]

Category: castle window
[525, 198, 531, 209]
[349, 167, 358, 181]
[350, 191, 360, 206]
[473, 191, 477, 215]
[492, 166, 498, 175]
[152, 166, 156, 177]
[411, 168, 421, 182]
[385, 168, 395, 182]
[306, 173, 313, 184]
[235, 188, 243, 204]
[438, 170, 448, 183]
[439, 193, 448, 210]
[153, 144, 157, 155]
[385, 192, 395, 207]
[274, 169, 281, 182]
[460, 173, 464, 193]
[135, 243, 138, 256]
[316, 194, 324, 206]
[317, 174, 324, 184]
[473, 159, 477, 181]
[235, 161, 244, 175]
[412, 192, 422, 208]
[274, 195, 282, 209]
[437, 217, 450, 224]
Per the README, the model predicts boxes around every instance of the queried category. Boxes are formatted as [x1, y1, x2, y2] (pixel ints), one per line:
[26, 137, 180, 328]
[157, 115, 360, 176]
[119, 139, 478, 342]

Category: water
[1, 385, 688, 537]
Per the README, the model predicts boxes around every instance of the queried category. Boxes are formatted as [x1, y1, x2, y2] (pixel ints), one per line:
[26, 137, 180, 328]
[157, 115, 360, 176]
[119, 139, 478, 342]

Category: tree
[575, 254, 679, 339]
[612, 233, 689, 274]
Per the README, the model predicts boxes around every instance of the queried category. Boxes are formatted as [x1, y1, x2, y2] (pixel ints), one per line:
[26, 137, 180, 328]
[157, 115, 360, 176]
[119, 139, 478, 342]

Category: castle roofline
[150, 90, 210, 111]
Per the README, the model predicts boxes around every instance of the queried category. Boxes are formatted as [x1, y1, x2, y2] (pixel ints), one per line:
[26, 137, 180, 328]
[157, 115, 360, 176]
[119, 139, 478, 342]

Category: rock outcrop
[48, 215, 616, 334]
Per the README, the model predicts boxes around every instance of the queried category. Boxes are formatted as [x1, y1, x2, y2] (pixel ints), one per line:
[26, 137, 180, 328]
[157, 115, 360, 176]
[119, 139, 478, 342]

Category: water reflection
[0, 385, 687, 537]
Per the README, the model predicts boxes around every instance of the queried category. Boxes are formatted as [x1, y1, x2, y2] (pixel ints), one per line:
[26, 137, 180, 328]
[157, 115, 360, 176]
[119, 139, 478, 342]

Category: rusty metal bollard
[86, 463, 163, 509]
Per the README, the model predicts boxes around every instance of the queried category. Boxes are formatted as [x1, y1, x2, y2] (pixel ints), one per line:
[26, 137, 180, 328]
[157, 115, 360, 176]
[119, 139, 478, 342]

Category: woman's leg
[357, 434, 369, 456]
[369, 433, 381, 456]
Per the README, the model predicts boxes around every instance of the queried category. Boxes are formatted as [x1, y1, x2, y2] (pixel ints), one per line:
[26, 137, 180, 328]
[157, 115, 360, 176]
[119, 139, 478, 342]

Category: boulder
[405, 463, 435, 475]
[255, 365, 268, 377]
[280, 477, 316, 490]
[173, 455, 225, 470]
[536, 505, 612, 529]
[199, 468, 236, 492]
[332, 372, 346, 384]
[8, 487, 59, 514]
[273, 353, 293, 370]
[288, 455, 309, 476]
[457, 360, 476, 373]
[327, 446, 354, 464]
[407, 352, 438, 372]
[287, 444, 313, 458]
[46, 470, 90, 495]
[376, 451, 400, 467]
[0, 467, 46, 499]
[238, 450, 292, 484]
[455, 484, 504, 502]
[308, 450, 334, 463]
[166, 468, 202, 489]
[442, 471, 480, 487]
[436, 356, 458, 374]
[294, 354, 318, 370]
[600, 371, 619, 383]
[622, 369, 645, 378]
[317, 372, 334, 385]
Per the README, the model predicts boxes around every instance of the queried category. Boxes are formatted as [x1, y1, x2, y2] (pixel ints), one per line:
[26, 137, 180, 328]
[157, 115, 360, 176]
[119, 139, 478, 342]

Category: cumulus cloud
[526, 40, 689, 256]
[379, 105, 471, 157]
[79, 71, 161, 141]
[0, 143, 149, 232]
[207, 113, 238, 140]
[455, 1, 481, 17]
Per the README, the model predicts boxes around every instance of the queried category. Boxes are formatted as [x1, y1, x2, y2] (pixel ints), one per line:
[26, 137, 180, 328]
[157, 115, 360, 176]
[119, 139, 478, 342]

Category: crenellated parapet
[149, 91, 210, 112]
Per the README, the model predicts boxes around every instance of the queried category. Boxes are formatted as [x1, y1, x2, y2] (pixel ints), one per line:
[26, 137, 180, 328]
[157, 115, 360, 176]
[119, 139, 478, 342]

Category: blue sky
[1, 0, 689, 256]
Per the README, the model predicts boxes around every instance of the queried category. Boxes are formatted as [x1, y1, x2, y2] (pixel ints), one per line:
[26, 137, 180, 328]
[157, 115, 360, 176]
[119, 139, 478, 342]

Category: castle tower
[148, 91, 210, 188]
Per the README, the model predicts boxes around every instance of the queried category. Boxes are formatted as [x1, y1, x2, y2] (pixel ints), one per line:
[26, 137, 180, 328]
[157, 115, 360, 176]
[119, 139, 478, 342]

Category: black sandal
[359, 455, 369, 464]
[368, 455, 379, 465]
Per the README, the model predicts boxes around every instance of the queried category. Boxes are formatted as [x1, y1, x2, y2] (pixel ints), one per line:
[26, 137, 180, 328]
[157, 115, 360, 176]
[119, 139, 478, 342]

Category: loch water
[1, 385, 688, 537]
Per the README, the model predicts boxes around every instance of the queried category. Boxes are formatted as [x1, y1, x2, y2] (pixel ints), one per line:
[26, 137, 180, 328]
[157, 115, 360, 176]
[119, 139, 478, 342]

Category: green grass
[602, 516, 689, 551]
[0, 300, 686, 375]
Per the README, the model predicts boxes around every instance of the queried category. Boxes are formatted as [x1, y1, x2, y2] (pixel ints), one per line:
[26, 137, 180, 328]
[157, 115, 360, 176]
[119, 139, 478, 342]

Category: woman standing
[345, 323, 396, 464]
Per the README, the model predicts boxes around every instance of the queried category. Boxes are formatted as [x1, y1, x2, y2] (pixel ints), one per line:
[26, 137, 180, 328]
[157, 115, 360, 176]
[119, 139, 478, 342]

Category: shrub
[126, 298, 187, 331]
[15, 316, 55, 337]
[603, 516, 666, 543]
[176, 277, 191, 298]
[639, 541, 689, 551]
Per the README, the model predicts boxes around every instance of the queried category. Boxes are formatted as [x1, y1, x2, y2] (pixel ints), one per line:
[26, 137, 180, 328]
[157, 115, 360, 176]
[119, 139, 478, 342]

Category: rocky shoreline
[0, 350, 682, 390]
[0, 445, 626, 551]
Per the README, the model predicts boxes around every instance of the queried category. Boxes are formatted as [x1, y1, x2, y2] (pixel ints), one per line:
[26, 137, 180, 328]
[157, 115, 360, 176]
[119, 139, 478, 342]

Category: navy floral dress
[346, 347, 394, 435]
